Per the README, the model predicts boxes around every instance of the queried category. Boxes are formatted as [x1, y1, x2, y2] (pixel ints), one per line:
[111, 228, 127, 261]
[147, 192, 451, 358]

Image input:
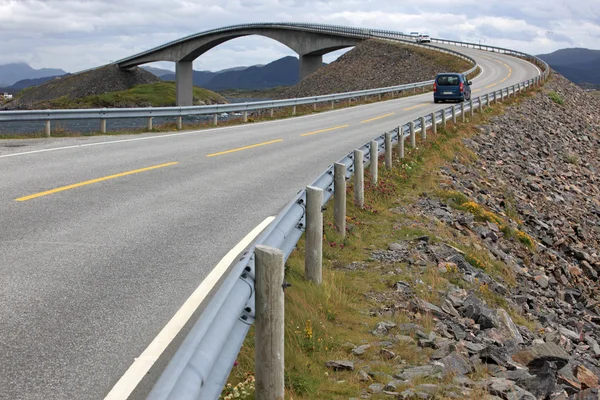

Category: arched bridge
[115, 23, 371, 106]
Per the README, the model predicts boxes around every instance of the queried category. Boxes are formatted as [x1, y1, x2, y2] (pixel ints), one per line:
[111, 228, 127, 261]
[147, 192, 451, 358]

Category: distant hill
[0, 63, 67, 86]
[537, 48, 600, 86]
[206, 56, 299, 90]
[10, 75, 70, 90]
[141, 66, 174, 77]
[156, 57, 300, 91]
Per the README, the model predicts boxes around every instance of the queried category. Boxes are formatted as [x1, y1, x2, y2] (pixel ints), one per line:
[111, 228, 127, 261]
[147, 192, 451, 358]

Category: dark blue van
[433, 73, 472, 103]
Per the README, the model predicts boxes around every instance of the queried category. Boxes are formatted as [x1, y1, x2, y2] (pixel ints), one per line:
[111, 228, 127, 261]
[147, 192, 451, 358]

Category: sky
[1, 0, 599, 73]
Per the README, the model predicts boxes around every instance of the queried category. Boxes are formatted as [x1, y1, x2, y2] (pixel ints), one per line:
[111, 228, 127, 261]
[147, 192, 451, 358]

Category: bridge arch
[116, 24, 364, 106]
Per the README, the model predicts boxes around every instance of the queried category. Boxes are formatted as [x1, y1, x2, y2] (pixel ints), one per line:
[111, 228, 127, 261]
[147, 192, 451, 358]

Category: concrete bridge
[115, 23, 368, 106]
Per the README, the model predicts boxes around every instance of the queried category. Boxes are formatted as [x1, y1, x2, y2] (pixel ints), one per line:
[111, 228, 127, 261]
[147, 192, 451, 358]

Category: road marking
[206, 139, 283, 157]
[300, 124, 349, 137]
[103, 216, 275, 400]
[403, 103, 429, 111]
[360, 112, 395, 123]
[485, 83, 497, 89]
[473, 89, 482, 93]
[15, 162, 178, 201]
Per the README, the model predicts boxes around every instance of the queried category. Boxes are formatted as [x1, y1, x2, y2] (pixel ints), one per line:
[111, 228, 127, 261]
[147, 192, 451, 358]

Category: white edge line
[103, 215, 276, 400]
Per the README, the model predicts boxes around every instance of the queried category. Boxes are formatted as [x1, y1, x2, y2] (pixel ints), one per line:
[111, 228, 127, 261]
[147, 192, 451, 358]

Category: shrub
[548, 91, 564, 105]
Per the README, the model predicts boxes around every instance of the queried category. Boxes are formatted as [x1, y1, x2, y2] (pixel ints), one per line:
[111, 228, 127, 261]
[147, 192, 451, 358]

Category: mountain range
[0, 63, 67, 87]
[537, 48, 600, 87]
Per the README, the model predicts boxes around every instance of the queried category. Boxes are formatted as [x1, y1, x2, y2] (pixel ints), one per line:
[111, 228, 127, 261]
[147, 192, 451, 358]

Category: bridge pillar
[176, 60, 193, 107]
[299, 54, 323, 80]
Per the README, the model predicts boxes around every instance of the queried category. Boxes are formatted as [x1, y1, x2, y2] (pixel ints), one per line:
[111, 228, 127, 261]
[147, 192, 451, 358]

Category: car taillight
[433, 82, 437, 91]
[459, 82, 464, 93]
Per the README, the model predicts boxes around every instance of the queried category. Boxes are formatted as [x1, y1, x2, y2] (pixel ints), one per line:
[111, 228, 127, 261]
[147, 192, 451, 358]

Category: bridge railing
[141, 29, 550, 400]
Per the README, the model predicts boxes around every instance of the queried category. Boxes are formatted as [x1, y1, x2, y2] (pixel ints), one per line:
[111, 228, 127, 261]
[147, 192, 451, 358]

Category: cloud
[0, 0, 598, 72]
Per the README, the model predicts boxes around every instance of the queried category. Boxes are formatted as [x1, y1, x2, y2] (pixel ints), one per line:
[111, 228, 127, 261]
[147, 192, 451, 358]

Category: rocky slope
[2, 65, 160, 110]
[325, 74, 600, 400]
[282, 39, 472, 98]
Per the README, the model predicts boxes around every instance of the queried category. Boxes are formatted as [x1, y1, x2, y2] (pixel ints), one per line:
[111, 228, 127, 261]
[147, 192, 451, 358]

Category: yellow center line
[16, 162, 178, 202]
[300, 125, 349, 137]
[360, 112, 395, 124]
[485, 83, 497, 89]
[473, 89, 482, 93]
[404, 103, 429, 111]
[206, 139, 283, 157]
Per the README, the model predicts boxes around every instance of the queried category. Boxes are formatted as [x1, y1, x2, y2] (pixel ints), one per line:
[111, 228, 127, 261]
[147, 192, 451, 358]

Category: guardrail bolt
[255, 245, 285, 400]
[305, 186, 323, 284]
[334, 162, 346, 237]
[354, 149, 365, 208]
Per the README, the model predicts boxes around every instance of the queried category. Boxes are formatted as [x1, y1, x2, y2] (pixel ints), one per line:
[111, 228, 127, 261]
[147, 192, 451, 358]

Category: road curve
[0, 45, 540, 400]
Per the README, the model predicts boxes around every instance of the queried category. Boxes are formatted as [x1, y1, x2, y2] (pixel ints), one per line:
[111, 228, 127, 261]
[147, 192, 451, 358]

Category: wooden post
[255, 245, 285, 400]
[305, 186, 323, 284]
[385, 132, 392, 169]
[370, 140, 378, 185]
[354, 149, 364, 208]
[334, 163, 346, 237]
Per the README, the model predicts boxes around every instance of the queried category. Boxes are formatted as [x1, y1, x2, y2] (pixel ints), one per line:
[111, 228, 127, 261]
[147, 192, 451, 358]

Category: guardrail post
[255, 245, 285, 400]
[331, 101, 334, 109]
[313, 102, 317, 111]
[378, 93, 382, 101]
[305, 186, 323, 284]
[501, 89, 505, 102]
[398, 129, 405, 159]
[44, 120, 51, 138]
[431, 113, 437, 135]
[420, 116, 426, 140]
[485, 94, 489, 107]
[100, 119, 107, 134]
[478, 97, 483, 113]
[441, 109, 447, 127]
[213, 114, 218, 126]
[147, 117, 153, 131]
[292, 105, 297, 115]
[469, 99, 474, 117]
[451, 105, 457, 123]
[409, 121, 416, 148]
[370, 140, 379, 184]
[334, 163, 346, 237]
[243, 111, 248, 122]
[461, 102, 465, 122]
[269, 108, 274, 118]
[177, 116, 183, 130]
[384, 133, 393, 169]
[354, 149, 364, 208]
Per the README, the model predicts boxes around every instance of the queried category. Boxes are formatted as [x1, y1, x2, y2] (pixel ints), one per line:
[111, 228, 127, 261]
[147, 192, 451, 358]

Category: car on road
[416, 34, 431, 43]
[433, 73, 472, 103]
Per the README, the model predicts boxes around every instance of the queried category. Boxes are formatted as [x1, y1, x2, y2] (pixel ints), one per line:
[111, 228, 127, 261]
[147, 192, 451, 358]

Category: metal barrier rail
[146, 29, 549, 400]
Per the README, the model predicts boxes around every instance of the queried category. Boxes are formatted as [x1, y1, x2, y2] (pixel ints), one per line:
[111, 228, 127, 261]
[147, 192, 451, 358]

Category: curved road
[0, 45, 540, 400]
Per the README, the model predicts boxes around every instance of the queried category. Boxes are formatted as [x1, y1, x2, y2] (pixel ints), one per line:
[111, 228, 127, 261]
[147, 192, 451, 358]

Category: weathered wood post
[305, 186, 323, 284]
[255, 245, 285, 400]
[334, 163, 346, 237]
[354, 149, 364, 208]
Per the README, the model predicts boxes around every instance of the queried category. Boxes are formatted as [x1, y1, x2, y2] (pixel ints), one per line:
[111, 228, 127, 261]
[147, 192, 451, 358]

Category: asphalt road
[0, 45, 540, 400]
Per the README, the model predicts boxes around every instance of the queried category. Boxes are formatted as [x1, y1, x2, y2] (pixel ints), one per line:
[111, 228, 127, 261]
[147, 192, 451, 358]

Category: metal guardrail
[145, 28, 550, 400]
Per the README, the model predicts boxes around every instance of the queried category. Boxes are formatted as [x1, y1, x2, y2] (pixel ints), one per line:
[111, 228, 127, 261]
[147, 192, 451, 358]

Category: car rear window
[437, 75, 460, 86]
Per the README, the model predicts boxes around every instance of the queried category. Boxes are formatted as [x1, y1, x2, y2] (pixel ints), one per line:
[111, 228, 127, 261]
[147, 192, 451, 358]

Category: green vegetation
[35, 82, 226, 109]
[217, 86, 290, 100]
[224, 85, 539, 399]
[548, 91, 564, 105]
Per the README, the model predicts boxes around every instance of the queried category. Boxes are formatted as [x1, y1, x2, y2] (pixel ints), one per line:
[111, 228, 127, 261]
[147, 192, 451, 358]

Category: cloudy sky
[1, 0, 599, 73]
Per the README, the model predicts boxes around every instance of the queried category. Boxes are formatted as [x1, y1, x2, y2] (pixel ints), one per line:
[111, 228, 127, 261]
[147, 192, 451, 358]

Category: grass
[224, 83, 542, 399]
[34, 82, 227, 109]
[548, 91, 564, 105]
